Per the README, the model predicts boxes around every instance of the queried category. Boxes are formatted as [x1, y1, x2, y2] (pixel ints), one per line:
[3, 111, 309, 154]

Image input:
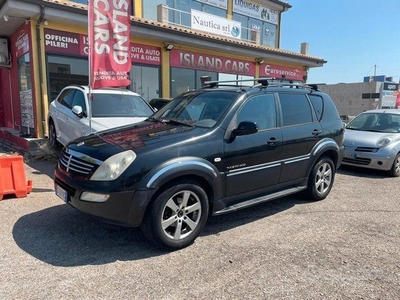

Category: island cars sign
[170, 50, 255, 75]
[89, 0, 131, 88]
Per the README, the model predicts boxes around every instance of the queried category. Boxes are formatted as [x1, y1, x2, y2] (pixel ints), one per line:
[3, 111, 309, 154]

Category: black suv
[54, 79, 344, 250]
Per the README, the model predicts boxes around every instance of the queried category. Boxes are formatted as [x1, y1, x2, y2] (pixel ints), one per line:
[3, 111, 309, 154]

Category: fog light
[80, 191, 109, 202]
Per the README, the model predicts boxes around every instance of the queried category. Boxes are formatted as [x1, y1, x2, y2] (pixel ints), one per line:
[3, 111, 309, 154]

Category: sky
[280, 0, 400, 84]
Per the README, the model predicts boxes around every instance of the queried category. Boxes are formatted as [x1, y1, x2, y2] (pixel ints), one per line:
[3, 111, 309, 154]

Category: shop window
[219, 74, 254, 86]
[143, 0, 168, 20]
[144, 0, 225, 26]
[196, 70, 217, 88]
[202, 4, 226, 18]
[18, 53, 34, 136]
[171, 68, 195, 98]
[171, 68, 217, 98]
[47, 55, 88, 101]
[233, 13, 278, 47]
[263, 22, 277, 47]
[232, 13, 249, 41]
[130, 65, 160, 102]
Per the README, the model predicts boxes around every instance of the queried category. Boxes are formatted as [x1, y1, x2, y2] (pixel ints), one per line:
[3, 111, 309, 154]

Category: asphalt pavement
[0, 147, 399, 299]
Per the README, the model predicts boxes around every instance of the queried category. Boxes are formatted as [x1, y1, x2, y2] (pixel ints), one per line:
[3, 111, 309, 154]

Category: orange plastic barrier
[0, 156, 33, 200]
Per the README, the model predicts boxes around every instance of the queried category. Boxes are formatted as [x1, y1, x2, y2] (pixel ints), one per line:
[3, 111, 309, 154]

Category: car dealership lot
[0, 157, 399, 299]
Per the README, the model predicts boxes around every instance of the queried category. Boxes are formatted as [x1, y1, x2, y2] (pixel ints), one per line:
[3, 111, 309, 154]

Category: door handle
[312, 129, 322, 136]
[267, 137, 280, 146]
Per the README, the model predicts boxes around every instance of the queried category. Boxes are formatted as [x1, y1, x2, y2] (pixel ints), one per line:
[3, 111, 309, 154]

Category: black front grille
[355, 147, 379, 153]
[342, 157, 371, 165]
[59, 148, 102, 178]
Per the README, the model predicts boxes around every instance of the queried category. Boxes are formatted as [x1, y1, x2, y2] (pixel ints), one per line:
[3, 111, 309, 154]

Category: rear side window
[309, 94, 324, 121]
[319, 94, 341, 122]
[279, 93, 313, 126]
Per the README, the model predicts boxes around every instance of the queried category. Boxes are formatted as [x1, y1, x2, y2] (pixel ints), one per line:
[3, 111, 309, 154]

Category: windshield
[152, 91, 238, 128]
[346, 113, 400, 133]
[90, 94, 153, 118]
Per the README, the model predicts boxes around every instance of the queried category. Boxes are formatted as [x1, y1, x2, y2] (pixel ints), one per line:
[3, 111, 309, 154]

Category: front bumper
[342, 146, 394, 171]
[54, 168, 152, 227]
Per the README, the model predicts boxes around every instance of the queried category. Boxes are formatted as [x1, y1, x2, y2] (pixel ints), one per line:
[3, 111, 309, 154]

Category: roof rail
[202, 77, 275, 89]
[267, 82, 319, 91]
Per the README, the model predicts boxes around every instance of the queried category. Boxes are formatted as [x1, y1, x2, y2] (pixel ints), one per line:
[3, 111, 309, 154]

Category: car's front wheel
[389, 153, 400, 177]
[48, 120, 61, 151]
[305, 156, 335, 201]
[141, 180, 209, 250]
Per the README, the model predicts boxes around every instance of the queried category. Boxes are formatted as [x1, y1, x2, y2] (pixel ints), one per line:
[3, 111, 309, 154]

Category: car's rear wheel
[48, 120, 61, 151]
[389, 153, 400, 177]
[140, 180, 209, 250]
[305, 156, 335, 201]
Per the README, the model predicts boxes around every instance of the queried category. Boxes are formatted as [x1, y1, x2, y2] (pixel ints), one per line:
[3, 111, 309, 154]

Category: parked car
[47, 85, 154, 149]
[54, 79, 344, 250]
[342, 109, 400, 176]
[149, 98, 172, 110]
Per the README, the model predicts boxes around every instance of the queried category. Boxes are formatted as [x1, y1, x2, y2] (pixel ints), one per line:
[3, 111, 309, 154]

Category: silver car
[342, 109, 400, 176]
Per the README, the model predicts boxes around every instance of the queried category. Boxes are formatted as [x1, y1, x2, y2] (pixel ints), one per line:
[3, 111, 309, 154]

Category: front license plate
[55, 184, 68, 203]
[344, 152, 354, 158]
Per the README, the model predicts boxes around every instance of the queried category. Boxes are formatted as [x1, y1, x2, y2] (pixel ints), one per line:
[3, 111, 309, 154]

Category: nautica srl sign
[191, 10, 241, 39]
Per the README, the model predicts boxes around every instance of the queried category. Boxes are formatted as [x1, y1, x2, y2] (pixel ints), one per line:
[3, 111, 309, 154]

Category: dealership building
[0, 0, 326, 144]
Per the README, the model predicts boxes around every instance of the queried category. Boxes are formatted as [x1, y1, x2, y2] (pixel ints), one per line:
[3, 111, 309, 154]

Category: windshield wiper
[161, 119, 193, 127]
[146, 116, 161, 122]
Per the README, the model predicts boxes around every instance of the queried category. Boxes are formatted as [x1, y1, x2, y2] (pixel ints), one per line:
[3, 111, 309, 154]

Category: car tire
[305, 156, 335, 201]
[389, 153, 400, 177]
[140, 180, 209, 250]
[48, 120, 61, 151]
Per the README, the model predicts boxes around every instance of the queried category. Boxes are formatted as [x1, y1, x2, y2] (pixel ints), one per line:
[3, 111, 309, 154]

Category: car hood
[344, 129, 399, 147]
[67, 120, 204, 159]
[90, 117, 149, 131]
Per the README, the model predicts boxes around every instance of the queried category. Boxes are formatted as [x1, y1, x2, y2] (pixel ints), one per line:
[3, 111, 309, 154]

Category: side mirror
[229, 121, 258, 142]
[72, 105, 84, 117]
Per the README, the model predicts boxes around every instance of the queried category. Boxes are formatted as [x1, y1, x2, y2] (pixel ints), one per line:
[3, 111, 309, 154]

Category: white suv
[48, 85, 154, 149]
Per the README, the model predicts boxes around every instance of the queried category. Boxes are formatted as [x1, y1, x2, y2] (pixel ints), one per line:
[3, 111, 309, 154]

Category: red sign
[260, 63, 304, 81]
[170, 50, 255, 76]
[44, 29, 88, 56]
[131, 43, 161, 65]
[44, 29, 161, 66]
[89, 0, 131, 88]
[15, 29, 29, 58]
[395, 91, 400, 108]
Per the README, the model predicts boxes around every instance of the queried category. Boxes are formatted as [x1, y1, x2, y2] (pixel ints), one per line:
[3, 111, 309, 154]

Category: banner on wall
[191, 10, 241, 39]
[88, 0, 131, 89]
[233, 0, 278, 25]
[170, 50, 256, 76]
[15, 29, 29, 58]
[44, 29, 161, 65]
[260, 63, 305, 81]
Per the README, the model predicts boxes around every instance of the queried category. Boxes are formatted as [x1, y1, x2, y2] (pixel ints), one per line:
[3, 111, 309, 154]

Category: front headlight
[377, 136, 395, 147]
[90, 150, 136, 181]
